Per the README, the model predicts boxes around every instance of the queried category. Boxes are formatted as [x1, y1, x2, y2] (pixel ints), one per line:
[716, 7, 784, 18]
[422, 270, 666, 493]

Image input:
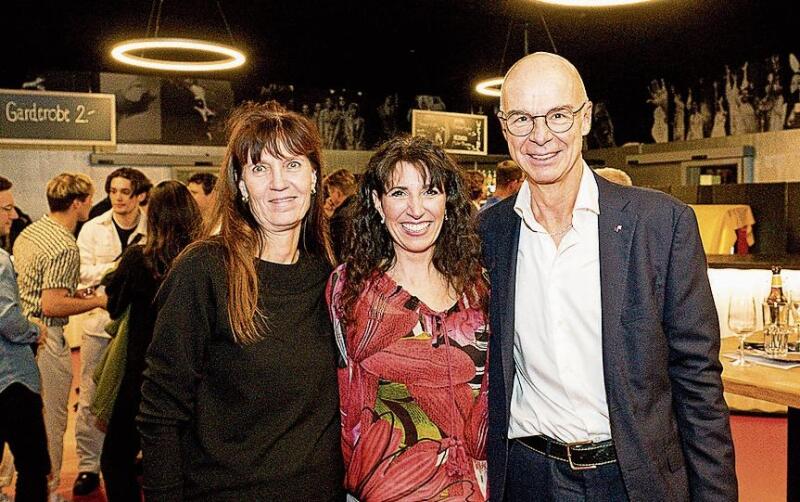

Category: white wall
[585, 128, 800, 186]
[0, 143, 225, 219]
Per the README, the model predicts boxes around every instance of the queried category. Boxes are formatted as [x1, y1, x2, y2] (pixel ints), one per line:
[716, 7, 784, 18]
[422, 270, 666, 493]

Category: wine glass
[785, 282, 800, 351]
[728, 294, 756, 367]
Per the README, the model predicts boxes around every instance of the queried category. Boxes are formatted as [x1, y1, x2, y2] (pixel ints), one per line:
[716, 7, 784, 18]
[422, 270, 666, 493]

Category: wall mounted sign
[411, 109, 487, 156]
[0, 89, 116, 146]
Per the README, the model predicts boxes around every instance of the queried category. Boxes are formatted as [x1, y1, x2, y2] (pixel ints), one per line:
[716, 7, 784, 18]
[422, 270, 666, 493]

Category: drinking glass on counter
[787, 285, 800, 351]
[728, 294, 756, 367]
[763, 298, 790, 358]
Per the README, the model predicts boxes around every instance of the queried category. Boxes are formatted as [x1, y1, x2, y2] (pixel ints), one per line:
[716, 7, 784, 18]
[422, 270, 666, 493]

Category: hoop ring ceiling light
[534, 0, 653, 6]
[475, 78, 504, 98]
[110, 38, 246, 72]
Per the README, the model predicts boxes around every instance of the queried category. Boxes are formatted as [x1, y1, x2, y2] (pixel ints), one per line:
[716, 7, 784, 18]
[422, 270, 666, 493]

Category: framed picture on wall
[411, 110, 488, 156]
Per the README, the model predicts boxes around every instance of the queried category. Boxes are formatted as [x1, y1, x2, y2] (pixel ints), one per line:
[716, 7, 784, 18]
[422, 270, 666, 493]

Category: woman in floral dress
[328, 135, 489, 501]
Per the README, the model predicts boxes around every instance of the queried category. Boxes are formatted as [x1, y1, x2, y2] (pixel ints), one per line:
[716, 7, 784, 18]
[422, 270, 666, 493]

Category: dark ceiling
[2, 0, 796, 144]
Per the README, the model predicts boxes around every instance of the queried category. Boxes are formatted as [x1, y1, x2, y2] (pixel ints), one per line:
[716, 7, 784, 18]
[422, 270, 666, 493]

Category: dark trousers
[0, 383, 50, 502]
[100, 391, 142, 502]
[506, 438, 629, 502]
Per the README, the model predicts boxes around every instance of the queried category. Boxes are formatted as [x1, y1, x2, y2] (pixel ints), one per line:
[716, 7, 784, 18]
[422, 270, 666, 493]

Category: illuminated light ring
[475, 77, 504, 98]
[534, 0, 653, 6]
[110, 38, 246, 72]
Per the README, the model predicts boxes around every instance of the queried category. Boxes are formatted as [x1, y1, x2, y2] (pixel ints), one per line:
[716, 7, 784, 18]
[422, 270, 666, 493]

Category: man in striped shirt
[13, 173, 107, 500]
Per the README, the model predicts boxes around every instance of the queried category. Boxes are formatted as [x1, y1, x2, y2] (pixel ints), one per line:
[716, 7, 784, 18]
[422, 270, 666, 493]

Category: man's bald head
[497, 52, 592, 189]
[501, 52, 588, 112]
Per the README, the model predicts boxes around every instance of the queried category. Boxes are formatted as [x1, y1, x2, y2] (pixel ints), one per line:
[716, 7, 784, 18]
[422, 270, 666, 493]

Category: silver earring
[380, 214, 385, 224]
[311, 186, 316, 195]
[241, 192, 249, 204]
[444, 211, 448, 221]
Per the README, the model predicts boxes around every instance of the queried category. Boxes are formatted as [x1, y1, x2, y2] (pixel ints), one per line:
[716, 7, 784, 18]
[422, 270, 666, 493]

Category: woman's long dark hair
[143, 180, 202, 279]
[202, 100, 330, 344]
[338, 135, 486, 321]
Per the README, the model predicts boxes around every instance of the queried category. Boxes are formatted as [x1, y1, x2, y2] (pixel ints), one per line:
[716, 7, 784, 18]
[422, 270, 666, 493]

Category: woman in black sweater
[138, 102, 344, 501]
[100, 180, 202, 502]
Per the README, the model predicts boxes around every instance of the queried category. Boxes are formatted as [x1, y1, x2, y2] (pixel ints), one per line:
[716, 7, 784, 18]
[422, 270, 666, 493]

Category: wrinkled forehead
[501, 57, 587, 112]
[246, 141, 302, 165]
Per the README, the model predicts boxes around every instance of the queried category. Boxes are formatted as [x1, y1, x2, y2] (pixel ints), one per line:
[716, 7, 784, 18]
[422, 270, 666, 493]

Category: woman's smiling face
[240, 147, 317, 234]
[373, 161, 446, 259]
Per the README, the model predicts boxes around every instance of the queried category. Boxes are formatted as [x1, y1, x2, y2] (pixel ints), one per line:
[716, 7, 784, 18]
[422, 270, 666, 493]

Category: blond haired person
[593, 167, 633, 187]
[13, 173, 107, 500]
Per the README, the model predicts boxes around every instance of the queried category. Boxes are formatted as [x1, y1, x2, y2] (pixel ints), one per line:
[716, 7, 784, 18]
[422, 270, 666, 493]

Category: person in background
[481, 160, 523, 211]
[100, 181, 201, 502]
[138, 101, 344, 501]
[463, 170, 486, 211]
[80, 170, 151, 236]
[74, 168, 151, 498]
[327, 135, 489, 500]
[13, 173, 107, 502]
[324, 169, 358, 262]
[0, 176, 50, 502]
[593, 167, 633, 186]
[481, 52, 737, 501]
[187, 172, 218, 226]
[1, 204, 32, 254]
[322, 168, 356, 219]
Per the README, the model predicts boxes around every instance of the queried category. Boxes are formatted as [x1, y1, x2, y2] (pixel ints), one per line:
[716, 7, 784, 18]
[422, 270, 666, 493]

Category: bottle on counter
[764, 265, 790, 357]
[765, 265, 788, 325]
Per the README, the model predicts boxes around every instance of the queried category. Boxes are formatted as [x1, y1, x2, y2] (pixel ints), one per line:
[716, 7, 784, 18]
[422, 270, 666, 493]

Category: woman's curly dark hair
[338, 135, 486, 321]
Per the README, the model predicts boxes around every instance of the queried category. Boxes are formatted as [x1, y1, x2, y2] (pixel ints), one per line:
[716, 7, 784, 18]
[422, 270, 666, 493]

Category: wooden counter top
[721, 337, 800, 408]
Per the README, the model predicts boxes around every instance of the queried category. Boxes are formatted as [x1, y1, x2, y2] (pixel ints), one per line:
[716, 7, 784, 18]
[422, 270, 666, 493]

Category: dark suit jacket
[479, 173, 737, 502]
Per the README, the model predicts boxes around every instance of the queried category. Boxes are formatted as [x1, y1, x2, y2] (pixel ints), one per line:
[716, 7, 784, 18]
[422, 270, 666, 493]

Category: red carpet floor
[731, 413, 787, 502]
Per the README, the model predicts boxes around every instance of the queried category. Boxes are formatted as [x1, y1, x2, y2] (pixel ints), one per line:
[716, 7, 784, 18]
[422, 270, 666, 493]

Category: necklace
[544, 219, 573, 237]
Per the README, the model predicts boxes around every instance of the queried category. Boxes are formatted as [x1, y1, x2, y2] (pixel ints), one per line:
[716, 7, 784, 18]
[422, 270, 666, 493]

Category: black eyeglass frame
[497, 101, 590, 136]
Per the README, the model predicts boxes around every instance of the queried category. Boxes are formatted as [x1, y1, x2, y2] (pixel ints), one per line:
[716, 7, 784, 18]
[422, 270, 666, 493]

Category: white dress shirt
[508, 163, 611, 443]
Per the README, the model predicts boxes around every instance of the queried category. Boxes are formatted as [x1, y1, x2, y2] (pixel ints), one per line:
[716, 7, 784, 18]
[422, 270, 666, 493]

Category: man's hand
[31, 318, 48, 345]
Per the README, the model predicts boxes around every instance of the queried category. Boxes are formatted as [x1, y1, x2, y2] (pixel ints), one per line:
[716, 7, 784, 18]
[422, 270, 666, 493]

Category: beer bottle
[766, 265, 788, 325]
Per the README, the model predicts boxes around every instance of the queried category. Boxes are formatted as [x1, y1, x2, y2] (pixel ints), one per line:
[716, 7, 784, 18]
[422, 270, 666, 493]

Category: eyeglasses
[497, 101, 589, 136]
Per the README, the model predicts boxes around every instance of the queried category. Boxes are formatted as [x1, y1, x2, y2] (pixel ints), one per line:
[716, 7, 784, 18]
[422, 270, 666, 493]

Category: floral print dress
[327, 265, 489, 502]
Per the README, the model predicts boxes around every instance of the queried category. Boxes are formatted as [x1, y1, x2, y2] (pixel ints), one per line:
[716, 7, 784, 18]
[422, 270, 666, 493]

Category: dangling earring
[379, 213, 385, 224]
[239, 181, 249, 204]
[444, 211, 449, 221]
[311, 185, 317, 195]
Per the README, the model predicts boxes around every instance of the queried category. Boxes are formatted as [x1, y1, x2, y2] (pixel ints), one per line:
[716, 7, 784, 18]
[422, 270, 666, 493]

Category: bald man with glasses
[479, 52, 737, 502]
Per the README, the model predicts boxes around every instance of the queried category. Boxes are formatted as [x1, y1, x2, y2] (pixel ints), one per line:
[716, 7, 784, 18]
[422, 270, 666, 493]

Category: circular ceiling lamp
[111, 38, 246, 72]
[475, 78, 504, 98]
[110, 0, 245, 73]
[533, 0, 654, 5]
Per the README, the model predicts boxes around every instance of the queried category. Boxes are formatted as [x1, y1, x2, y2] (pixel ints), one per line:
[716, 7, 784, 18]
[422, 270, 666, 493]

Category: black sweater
[104, 245, 160, 407]
[137, 242, 344, 501]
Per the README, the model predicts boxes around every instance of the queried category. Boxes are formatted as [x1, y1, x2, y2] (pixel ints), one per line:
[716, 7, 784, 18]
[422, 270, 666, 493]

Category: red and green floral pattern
[327, 266, 489, 501]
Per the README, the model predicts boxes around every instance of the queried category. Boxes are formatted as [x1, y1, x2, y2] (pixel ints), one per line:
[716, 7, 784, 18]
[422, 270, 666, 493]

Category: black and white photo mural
[100, 73, 161, 143]
[646, 52, 800, 144]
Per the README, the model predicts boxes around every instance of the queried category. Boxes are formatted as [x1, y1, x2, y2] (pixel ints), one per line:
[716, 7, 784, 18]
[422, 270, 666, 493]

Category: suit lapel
[596, 175, 636, 404]
[498, 207, 521, 410]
